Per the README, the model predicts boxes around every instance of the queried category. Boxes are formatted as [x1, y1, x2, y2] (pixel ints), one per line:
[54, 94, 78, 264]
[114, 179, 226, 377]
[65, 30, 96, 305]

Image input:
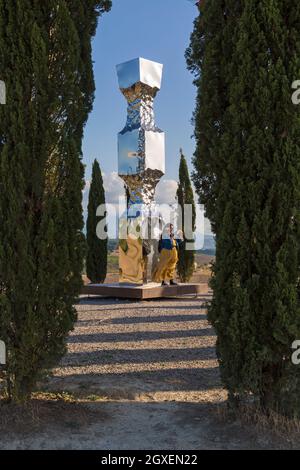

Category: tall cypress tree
[187, 0, 300, 416]
[86, 159, 107, 283]
[0, 0, 111, 401]
[177, 149, 196, 282]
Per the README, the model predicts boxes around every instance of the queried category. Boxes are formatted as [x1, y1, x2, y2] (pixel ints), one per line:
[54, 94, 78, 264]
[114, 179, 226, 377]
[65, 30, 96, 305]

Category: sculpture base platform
[81, 282, 207, 300]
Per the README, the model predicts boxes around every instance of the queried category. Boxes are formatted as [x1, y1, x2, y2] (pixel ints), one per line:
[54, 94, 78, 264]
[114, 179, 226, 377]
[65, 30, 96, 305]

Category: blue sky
[82, 0, 198, 183]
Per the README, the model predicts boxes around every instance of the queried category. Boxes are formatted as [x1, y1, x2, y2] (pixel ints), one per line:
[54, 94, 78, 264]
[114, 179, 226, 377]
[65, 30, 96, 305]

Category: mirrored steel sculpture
[117, 58, 165, 284]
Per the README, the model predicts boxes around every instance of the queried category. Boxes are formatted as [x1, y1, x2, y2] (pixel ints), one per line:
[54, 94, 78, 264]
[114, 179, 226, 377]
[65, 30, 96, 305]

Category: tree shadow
[53, 366, 221, 393]
[62, 346, 217, 367]
[75, 314, 208, 327]
[107, 312, 208, 324]
[69, 328, 214, 344]
[78, 296, 212, 307]
[0, 398, 277, 450]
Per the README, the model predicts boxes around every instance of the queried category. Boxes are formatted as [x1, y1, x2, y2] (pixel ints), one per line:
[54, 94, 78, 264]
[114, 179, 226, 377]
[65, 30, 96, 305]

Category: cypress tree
[86, 159, 107, 283]
[0, 0, 111, 401]
[187, 0, 300, 416]
[177, 149, 196, 282]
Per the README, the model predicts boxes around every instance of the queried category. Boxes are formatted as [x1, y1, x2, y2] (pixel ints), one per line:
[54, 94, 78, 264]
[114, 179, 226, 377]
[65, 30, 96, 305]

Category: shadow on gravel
[69, 328, 214, 344]
[62, 347, 217, 367]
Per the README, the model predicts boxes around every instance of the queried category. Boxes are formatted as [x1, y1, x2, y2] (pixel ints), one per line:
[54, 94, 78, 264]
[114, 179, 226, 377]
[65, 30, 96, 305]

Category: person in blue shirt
[152, 223, 183, 286]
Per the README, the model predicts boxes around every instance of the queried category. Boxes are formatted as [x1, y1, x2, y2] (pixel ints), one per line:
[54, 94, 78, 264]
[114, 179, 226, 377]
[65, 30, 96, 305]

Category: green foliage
[107, 254, 119, 273]
[0, 0, 111, 401]
[187, 0, 300, 416]
[86, 159, 107, 283]
[177, 150, 196, 282]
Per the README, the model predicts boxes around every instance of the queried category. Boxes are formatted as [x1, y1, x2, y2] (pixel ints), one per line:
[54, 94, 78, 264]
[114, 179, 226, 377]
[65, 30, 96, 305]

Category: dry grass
[217, 401, 300, 448]
[0, 391, 108, 437]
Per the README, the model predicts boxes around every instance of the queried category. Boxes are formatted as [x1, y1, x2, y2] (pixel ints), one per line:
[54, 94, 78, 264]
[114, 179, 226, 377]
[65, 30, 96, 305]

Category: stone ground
[0, 294, 294, 449]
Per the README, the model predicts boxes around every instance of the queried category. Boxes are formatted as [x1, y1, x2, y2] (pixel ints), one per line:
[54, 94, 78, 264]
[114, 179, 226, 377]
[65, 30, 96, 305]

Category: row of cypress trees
[0, 0, 111, 401]
[187, 0, 300, 416]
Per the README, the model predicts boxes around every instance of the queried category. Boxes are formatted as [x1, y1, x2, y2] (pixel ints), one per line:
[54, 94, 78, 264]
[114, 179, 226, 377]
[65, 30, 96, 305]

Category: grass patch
[0, 389, 109, 437]
[217, 401, 300, 448]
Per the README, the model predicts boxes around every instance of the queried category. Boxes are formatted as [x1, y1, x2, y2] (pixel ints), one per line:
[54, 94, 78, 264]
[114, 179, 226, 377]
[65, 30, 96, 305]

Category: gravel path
[0, 294, 287, 449]
[51, 294, 223, 405]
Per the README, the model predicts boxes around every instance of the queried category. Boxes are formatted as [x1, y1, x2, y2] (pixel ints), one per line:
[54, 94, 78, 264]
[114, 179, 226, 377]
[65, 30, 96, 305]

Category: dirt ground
[0, 292, 295, 450]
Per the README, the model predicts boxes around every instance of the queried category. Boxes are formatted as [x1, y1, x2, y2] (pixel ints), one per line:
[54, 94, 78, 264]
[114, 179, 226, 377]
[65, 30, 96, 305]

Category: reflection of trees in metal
[117, 58, 165, 207]
[121, 83, 159, 133]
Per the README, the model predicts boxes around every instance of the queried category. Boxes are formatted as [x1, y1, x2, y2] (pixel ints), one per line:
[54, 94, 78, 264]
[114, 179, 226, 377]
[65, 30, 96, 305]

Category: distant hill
[108, 239, 119, 253]
[109, 234, 216, 255]
[197, 234, 215, 255]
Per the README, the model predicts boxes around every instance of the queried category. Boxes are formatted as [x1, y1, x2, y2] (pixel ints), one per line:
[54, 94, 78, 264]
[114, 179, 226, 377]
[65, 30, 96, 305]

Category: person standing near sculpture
[152, 224, 183, 286]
